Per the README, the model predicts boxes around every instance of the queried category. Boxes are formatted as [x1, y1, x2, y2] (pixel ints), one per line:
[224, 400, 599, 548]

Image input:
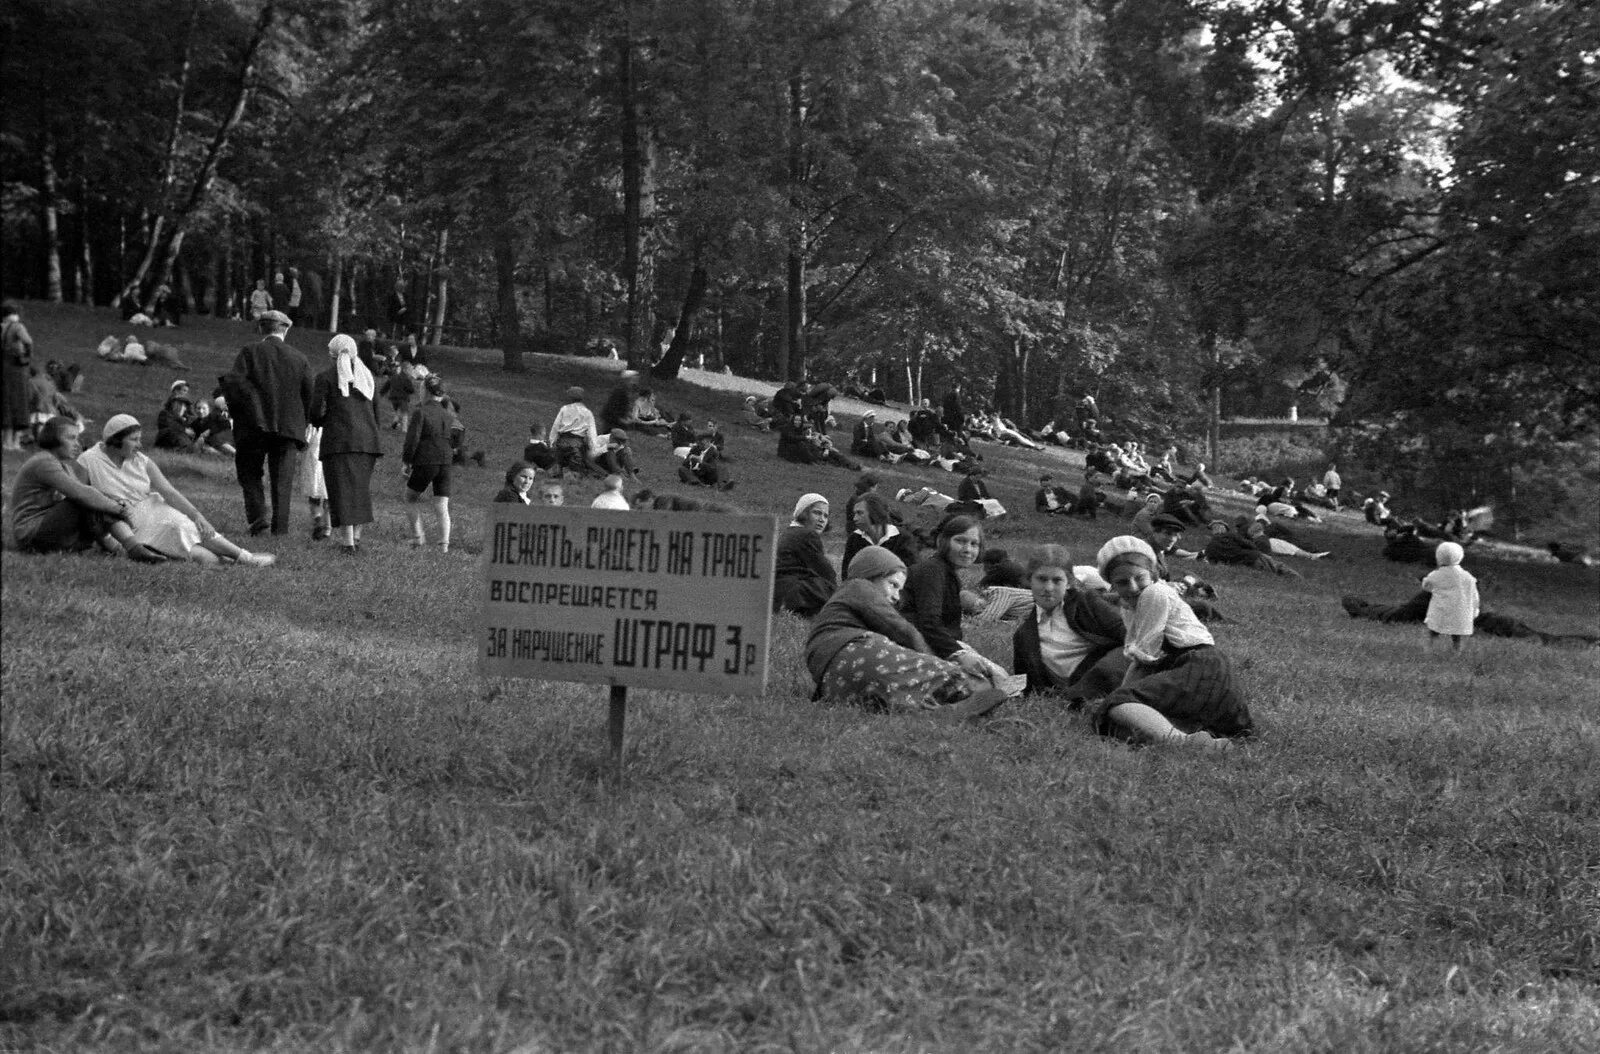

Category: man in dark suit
[231, 310, 312, 535]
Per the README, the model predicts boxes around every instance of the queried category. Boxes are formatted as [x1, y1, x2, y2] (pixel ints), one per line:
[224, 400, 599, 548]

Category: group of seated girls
[153, 379, 236, 456]
[8, 414, 274, 567]
[780, 499, 1254, 747]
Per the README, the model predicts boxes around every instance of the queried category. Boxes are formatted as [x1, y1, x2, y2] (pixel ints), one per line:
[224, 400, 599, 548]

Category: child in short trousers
[402, 375, 454, 552]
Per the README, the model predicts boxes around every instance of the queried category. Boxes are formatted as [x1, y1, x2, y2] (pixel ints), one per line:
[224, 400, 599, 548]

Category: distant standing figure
[309, 334, 383, 554]
[227, 310, 313, 536]
[1423, 541, 1479, 652]
[2, 302, 35, 450]
[270, 271, 291, 313]
[387, 279, 410, 339]
[1322, 463, 1342, 510]
[248, 280, 273, 321]
[286, 267, 304, 326]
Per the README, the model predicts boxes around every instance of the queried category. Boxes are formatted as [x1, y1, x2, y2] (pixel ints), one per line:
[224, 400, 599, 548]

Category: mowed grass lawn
[3, 301, 1598, 1052]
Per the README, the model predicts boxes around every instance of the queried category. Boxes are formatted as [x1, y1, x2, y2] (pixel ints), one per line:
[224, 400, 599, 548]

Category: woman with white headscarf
[1083, 536, 1253, 749]
[773, 493, 838, 617]
[309, 333, 383, 553]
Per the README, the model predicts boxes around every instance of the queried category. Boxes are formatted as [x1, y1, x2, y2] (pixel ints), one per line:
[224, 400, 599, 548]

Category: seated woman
[773, 494, 838, 617]
[1202, 520, 1301, 577]
[804, 546, 1008, 720]
[522, 420, 557, 472]
[1084, 537, 1254, 748]
[740, 395, 772, 430]
[902, 515, 1010, 688]
[189, 397, 236, 455]
[77, 414, 275, 566]
[841, 493, 918, 578]
[494, 461, 538, 504]
[953, 465, 1006, 519]
[624, 388, 673, 435]
[1010, 544, 1127, 699]
[8, 416, 163, 561]
[1035, 473, 1076, 514]
[154, 382, 210, 453]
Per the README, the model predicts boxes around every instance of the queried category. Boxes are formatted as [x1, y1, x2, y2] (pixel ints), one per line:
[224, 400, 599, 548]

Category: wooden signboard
[477, 505, 777, 697]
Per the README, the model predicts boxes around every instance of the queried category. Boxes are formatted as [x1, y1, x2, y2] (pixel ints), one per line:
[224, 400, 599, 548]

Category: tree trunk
[75, 153, 93, 304]
[782, 70, 808, 382]
[652, 262, 708, 381]
[41, 133, 64, 302]
[429, 226, 450, 345]
[328, 253, 343, 331]
[619, 17, 655, 370]
[493, 227, 524, 371]
[1204, 329, 1221, 469]
[142, 2, 276, 300]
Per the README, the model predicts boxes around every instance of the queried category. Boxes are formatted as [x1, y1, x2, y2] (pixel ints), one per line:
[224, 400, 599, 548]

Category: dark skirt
[773, 573, 833, 618]
[2, 362, 29, 429]
[14, 501, 115, 553]
[819, 636, 968, 712]
[1101, 644, 1253, 738]
[323, 452, 379, 527]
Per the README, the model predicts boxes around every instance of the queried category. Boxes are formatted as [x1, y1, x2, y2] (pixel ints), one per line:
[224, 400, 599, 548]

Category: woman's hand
[193, 514, 217, 541]
[954, 649, 988, 676]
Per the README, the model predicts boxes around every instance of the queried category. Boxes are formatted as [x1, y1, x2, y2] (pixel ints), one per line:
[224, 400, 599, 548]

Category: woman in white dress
[77, 414, 275, 566]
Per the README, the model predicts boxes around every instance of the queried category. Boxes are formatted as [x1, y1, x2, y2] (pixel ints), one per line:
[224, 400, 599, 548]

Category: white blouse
[1120, 581, 1214, 664]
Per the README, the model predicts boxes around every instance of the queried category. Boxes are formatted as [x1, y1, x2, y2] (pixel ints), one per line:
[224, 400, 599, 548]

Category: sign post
[477, 505, 778, 781]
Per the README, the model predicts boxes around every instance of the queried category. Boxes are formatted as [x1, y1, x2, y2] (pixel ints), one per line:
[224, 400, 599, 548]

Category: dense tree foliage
[3, 0, 1594, 525]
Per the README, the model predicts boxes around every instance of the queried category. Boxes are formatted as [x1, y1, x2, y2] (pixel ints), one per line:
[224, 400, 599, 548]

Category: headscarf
[1436, 541, 1464, 567]
[1095, 535, 1159, 577]
[329, 334, 375, 401]
[847, 545, 906, 580]
[790, 493, 828, 526]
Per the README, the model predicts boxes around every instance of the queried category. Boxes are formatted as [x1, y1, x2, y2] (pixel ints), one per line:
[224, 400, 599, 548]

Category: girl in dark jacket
[773, 494, 838, 617]
[902, 515, 1010, 687]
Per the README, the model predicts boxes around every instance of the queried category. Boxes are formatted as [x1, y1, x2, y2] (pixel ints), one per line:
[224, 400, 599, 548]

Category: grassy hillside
[3, 301, 1598, 1052]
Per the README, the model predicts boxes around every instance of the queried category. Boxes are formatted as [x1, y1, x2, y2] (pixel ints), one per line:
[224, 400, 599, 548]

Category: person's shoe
[1309, 551, 1330, 559]
[311, 524, 331, 541]
[410, 538, 426, 549]
[438, 542, 450, 554]
[248, 520, 270, 536]
[1185, 730, 1233, 751]
[237, 551, 276, 567]
[931, 687, 1009, 724]
[340, 545, 359, 556]
[471, 450, 486, 467]
[717, 480, 737, 491]
[125, 543, 168, 564]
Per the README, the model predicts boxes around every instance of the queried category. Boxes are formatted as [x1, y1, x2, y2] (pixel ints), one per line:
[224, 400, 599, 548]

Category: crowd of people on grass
[6, 302, 1597, 729]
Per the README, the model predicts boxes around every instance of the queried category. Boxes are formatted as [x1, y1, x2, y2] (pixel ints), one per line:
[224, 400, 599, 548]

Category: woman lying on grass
[8, 416, 164, 562]
[76, 414, 275, 567]
[1084, 536, 1253, 750]
[805, 546, 1008, 721]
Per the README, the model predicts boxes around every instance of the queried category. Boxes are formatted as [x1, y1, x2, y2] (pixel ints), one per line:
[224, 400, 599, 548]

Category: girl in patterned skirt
[1086, 536, 1254, 748]
[805, 546, 1007, 721]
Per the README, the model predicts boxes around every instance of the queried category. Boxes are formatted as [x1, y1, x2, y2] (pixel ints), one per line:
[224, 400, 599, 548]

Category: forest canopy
[3, 0, 1596, 526]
